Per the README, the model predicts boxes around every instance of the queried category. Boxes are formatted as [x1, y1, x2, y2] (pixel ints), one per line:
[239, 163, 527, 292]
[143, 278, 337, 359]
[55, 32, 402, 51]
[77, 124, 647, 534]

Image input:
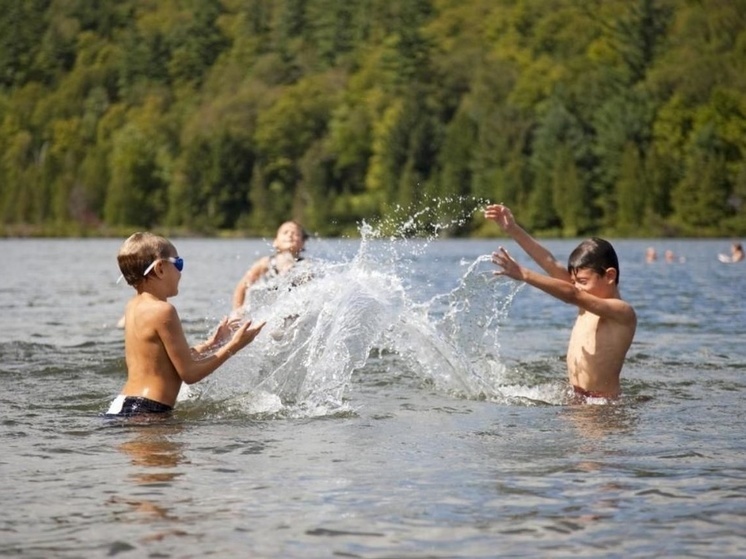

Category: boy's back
[106, 232, 264, 417]
[122, 293, 185, 407]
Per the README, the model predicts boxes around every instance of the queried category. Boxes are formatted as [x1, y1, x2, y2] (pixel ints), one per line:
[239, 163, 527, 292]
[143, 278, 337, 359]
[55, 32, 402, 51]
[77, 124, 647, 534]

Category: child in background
[484, 204, 637, 401]
[732, 242, 745, 262]
[718, 242, 744, 263]
[106, 232, 265, 417]
[232, 221, 310, 314]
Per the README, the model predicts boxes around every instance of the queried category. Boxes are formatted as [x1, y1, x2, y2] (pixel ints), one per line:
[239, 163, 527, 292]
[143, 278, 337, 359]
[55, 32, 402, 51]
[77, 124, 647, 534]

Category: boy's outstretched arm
[157, 303, 266, 384]
[492, 247, 636, 325]
[484, 204, 570, 281]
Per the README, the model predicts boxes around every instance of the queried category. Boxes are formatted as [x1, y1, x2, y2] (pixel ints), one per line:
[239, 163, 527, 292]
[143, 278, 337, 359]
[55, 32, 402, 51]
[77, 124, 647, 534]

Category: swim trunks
[573, 385, 612, 400]
[105, 395, 173, 417]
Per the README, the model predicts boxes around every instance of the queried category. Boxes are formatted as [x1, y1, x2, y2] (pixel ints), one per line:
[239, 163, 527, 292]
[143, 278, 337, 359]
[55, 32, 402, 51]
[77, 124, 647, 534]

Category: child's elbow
[178, 367, 204, 385]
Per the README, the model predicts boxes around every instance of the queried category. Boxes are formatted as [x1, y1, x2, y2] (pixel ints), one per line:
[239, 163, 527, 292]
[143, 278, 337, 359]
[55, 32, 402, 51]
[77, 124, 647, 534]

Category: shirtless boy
[232, 220, 309, 313]
[484, 204, 637, 400]
[106, 232, 265, 417]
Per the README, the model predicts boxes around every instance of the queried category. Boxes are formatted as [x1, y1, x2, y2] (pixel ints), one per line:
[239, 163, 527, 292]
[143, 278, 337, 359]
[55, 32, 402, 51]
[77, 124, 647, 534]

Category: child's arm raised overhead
[492, 246, 636, 326]
[484, 204, 570, 281]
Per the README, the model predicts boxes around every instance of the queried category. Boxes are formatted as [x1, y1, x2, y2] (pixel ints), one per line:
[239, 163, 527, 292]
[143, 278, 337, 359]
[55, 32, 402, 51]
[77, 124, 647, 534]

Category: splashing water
[180, 199, 564, 417]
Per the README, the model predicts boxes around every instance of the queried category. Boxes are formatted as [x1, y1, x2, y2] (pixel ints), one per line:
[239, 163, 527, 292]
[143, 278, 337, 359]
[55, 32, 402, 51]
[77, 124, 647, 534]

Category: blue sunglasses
[143, 256, 184, 276]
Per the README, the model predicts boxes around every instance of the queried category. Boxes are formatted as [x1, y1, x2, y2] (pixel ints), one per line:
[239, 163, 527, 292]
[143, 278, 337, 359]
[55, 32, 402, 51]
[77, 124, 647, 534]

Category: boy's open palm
[230, 320, 266, 352]
[212, 316, 242, 346]
[492, 247, 523, 281]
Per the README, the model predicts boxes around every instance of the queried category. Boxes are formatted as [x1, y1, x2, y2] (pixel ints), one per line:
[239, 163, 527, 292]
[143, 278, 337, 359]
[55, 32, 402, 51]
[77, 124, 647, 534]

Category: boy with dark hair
[485, 205, 637, 400]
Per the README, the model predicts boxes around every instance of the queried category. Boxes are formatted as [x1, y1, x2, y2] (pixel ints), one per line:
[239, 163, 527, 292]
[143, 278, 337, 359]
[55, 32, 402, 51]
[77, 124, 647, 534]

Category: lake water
[1, 230, 745, 558]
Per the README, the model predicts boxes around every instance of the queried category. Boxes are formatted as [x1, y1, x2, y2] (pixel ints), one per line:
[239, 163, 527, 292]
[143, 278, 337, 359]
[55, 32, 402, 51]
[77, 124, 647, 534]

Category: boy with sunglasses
[106, 232, 265, 417]
[484, 204, 637, 401]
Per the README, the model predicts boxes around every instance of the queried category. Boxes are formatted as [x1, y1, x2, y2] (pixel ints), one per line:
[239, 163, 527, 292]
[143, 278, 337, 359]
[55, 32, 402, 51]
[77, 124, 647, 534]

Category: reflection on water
[108, 422, 189, 544]
[118, 423, 188, 484]
[560, 402, 638, 442]
[554, 405, 640, 527]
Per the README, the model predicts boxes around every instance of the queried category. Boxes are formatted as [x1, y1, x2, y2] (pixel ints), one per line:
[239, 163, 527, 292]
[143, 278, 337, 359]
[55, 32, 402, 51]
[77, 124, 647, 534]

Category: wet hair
[117, 232, 175, 286]
[567, 237, 620, 284]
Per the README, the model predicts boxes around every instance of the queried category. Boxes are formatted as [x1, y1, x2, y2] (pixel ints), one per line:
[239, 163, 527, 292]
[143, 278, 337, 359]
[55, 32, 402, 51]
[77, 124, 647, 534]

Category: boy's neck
[136, 283, 169, 301]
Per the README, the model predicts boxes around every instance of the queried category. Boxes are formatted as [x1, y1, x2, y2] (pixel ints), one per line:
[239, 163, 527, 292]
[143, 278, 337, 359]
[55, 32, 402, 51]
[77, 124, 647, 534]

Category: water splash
[181, 198, 565, 417]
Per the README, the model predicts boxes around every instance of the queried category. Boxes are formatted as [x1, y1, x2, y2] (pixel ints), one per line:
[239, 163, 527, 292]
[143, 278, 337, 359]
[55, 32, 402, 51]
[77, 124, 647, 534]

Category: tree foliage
[1, 0, 745, 237]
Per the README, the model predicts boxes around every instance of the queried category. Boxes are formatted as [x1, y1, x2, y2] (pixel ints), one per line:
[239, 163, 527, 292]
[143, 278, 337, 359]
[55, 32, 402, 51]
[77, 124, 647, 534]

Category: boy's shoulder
[607, 296, 637, 326]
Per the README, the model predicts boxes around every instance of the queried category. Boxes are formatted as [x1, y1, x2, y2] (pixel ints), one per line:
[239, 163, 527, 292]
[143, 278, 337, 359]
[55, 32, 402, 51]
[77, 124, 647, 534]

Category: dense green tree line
[1, 0, 745, 237]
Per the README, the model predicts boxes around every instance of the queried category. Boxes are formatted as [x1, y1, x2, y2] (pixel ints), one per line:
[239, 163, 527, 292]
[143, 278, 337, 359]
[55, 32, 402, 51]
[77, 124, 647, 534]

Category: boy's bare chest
[569, 313, 601, 348]
[569, 312, 628, 356]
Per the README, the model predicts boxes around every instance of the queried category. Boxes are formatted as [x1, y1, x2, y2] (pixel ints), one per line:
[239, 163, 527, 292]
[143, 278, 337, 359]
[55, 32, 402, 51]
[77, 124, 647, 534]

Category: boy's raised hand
[491, 247, 524, 281]
[484, 204, 516, 233]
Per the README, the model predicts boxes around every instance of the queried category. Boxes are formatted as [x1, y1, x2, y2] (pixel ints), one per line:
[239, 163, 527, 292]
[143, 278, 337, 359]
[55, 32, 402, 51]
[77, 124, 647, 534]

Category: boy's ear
[604, 267, 618, 283]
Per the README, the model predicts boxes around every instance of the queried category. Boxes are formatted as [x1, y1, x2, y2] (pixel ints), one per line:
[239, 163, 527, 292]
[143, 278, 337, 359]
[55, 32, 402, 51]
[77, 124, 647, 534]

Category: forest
[0, 0, 745, 238]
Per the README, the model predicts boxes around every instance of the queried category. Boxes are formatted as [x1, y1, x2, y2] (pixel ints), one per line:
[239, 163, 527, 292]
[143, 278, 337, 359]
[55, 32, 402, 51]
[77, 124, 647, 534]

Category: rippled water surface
[1, 233, 745, 558]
